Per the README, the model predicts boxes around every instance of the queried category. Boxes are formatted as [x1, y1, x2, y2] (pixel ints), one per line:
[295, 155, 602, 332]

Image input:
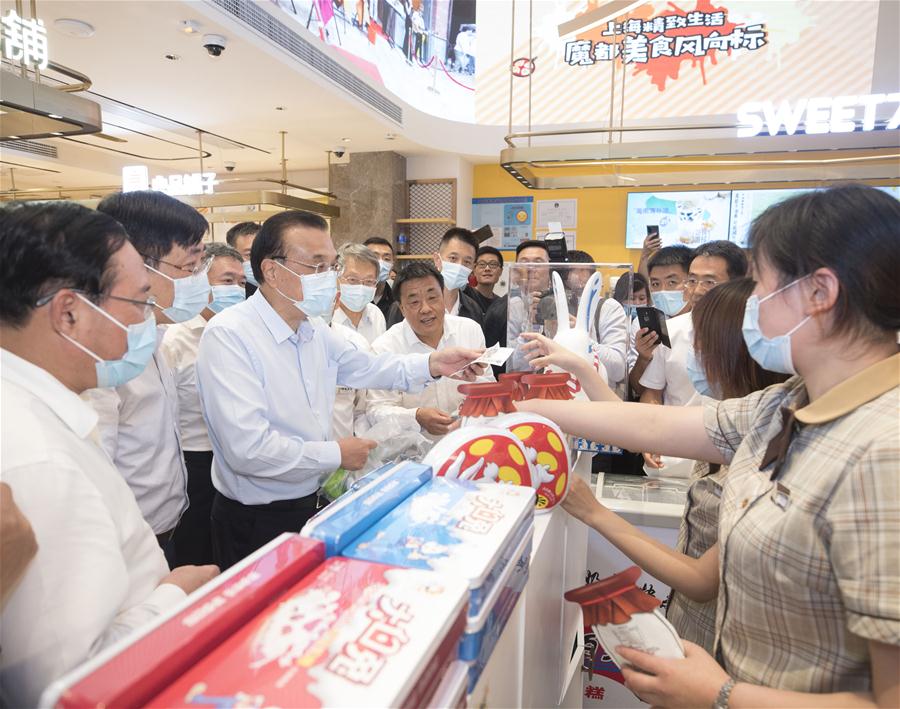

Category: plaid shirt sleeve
[826, 441, 900, 645]
[703, 388, 770, 464]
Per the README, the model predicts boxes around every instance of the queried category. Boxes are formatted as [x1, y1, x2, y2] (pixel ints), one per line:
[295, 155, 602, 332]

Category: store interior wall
[406, 155, 475, 227]
[472, 164, 900, 265]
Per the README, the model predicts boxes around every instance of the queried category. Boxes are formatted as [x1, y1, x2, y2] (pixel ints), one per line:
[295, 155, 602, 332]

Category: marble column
[329, 151, 406, 246]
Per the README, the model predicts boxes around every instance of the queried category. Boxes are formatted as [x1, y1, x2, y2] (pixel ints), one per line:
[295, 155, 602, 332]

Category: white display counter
[582, 474, 688, 709]
[468, 451, 591, 708]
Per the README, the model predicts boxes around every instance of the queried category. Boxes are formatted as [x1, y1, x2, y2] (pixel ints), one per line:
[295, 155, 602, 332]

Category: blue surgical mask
[340, 283, 376, 313]
[242, 261, 259, 287]
[440, 258, 472, 291]
[146, 264, 211, 322]
[208, 284, 245, 313]
[274, 260, 338, 319]
[686, 348, 717, 398]
[742, 278, 810, 375]
[377, 260, 392, 284]
[652, 289, 685, 317]
[59, 295, 158, 388]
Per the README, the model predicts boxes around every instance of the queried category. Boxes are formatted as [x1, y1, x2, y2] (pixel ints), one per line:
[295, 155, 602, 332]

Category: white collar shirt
[160, 315, 210, 452]
[638, 311, 699, 407]
[0, 350, 185, 707]
[331, 322, 372, 440]
[81, 327, 188, 534]
[331, 303, 386, 345]
[195, 290, 433, 505]
[368, 315, 493, 441]
[448, 289, 461, 316]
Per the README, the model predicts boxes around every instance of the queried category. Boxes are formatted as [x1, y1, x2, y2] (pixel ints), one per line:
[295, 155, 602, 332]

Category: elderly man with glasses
[195, 211, 487, 569]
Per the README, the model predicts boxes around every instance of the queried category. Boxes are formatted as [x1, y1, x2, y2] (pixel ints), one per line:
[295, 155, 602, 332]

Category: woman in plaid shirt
[521, 184, 899, 708]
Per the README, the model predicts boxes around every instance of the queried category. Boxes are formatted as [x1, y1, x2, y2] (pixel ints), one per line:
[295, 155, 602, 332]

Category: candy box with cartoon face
[147, 558, 469, 709]
[342, 478, 534, 620]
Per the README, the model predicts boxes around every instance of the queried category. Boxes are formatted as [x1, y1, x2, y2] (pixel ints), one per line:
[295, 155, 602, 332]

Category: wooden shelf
[395, 218, 455, 225]
[395, 254, 433, 260]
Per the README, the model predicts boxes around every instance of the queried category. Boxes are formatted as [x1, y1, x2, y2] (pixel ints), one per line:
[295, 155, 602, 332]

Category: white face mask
[742, 277, 811, 375]
[273, 260, 338, 319]
[439, 258, 472, 291]
[339, 283, 376, 313]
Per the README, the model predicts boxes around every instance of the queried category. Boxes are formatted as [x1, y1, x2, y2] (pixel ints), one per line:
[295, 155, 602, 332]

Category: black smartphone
[646, 224, 661, 243]
[636, 306, 671, 348]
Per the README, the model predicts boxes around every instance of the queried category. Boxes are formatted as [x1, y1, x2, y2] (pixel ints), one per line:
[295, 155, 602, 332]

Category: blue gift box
[301, 461, 433, 557]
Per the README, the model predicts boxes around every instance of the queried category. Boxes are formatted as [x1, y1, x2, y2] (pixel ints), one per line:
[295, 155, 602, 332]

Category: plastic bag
[318, 417, 433, 502]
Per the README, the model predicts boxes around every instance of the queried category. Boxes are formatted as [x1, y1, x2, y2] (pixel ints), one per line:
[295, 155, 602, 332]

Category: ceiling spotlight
[8, 135, 20, 140]
[341, 137, 351, 143]
[275, 106, 286, 111]
[180, 19, 202, 34]
[48, 113, 62, 119]
[165, 53, 181, 61]
[53, 18, 95, 38]
[50, 132, 64, 136]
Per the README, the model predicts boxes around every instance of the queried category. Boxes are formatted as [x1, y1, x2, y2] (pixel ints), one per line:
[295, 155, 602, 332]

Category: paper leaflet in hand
[564, 566, 684, 673]
[451, 344, 514, 377]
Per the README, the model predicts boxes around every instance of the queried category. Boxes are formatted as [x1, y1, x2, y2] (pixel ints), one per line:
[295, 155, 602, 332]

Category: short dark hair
[567, 249, 595, 264]
[691, 240, 748, 279]
[749, 183, 900, 341]
[476, 245, 503, 264]
[225, 221, 259, 248]
[515, 240, 550, 259]
[0, 201, 128, 327]
[393, 260, 444, 301]
[363, 236, 394, 254]
[204, 242, 243, 265]
[250, 210, 329, 284]
[96, 190, 207, 263]
[440, 227, 479, 256]
[648, 245, 693, 273]
[612, 271, 649, 304]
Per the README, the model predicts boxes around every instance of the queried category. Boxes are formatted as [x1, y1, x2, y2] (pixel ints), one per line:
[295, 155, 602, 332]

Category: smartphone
[646, 224, 661, 244]
[636, 306, 671, 349]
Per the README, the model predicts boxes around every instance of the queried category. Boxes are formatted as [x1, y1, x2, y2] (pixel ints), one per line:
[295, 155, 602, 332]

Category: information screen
[625, 191, 732, 248]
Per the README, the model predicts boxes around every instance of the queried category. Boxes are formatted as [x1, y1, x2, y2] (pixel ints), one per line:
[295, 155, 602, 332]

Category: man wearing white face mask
[0, 203, 219, 707]
[385, 228, 484, 329]
[196, 211, 486, 569]
[332, 243, 386, 344]
[160, 243, 245, 566]
[83, 191, 210, 565]
[226, 221, 260, 297]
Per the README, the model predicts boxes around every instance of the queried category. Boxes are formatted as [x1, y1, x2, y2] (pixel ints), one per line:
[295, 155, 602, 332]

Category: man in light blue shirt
[196, 210, 484, 568]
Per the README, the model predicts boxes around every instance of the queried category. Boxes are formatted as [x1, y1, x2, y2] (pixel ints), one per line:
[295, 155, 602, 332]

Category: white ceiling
[0, 0, 499, 193]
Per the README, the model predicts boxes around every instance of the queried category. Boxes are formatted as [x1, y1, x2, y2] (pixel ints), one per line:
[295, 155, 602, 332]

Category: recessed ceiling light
[341, 137, 351, 143]
[53, 18, 95, 38]
[180, 19, 201, 34]
[165, 53, 181, 61]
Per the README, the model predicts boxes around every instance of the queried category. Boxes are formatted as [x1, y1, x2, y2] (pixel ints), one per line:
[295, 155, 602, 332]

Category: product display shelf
[468, 450, 590, 708]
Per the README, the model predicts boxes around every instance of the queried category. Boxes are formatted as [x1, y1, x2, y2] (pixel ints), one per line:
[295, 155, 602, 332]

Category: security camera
[224, 161, 236, 172]
[202, 34, 227, 57]
[332, 147, 346, 158]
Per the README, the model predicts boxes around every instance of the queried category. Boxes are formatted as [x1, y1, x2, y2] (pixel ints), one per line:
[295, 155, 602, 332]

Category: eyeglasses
[475, 261, 502, 271]
[142, 254, 207, 276]
[685, 277, 721, 289]
[275, 256, 340, 274]
[35, 290, 158, 318]
[341, 275, 378, 288]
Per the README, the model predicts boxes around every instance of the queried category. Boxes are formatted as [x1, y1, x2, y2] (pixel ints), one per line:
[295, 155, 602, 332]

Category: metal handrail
[504, 122, 738, 147]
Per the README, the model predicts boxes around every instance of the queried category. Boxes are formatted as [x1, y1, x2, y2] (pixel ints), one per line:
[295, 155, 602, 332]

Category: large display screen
[627, 186, 899, 249]
[625, 191, 732, 248]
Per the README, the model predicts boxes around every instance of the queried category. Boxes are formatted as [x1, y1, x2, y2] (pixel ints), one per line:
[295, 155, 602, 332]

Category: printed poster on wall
[472, 196, 534, 250]
[536, 198, 578, 229]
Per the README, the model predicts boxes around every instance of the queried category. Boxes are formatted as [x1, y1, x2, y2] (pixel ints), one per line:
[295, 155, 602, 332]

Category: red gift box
[148, 557, 469, 709]
[47, 534, 324, 709]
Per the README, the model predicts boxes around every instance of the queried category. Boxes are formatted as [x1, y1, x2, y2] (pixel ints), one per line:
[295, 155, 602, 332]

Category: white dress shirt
[368, 315, 493, 440]
[160, 315, 210, 452]
[332, 303, 386, 345]
[448, 289, 461, 316]
[331, 322, 372, 440]
[82, 328, 188, 535]
[639, 312, 698, 406]
[588, 298, 628, 389]
[195, 290, 434, 505]
[0, 350, 185, 707]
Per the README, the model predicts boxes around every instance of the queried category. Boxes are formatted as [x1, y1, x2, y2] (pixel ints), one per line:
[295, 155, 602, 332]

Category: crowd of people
[0, 183, 897, 708]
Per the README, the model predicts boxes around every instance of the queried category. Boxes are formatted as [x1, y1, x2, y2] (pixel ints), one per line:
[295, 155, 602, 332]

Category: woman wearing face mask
[519, 184, 900, 708]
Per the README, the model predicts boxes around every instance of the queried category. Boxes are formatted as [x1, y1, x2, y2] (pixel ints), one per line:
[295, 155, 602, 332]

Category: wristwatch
[712, 677, 737, 709]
